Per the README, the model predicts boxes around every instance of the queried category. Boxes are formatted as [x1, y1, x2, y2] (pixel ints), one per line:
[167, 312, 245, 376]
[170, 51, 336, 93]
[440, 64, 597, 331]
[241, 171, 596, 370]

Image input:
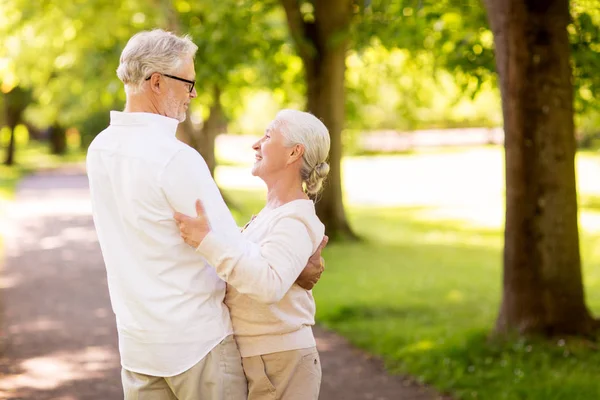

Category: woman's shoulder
[268, 199, 316, 220]
[268, 200, 325, 247]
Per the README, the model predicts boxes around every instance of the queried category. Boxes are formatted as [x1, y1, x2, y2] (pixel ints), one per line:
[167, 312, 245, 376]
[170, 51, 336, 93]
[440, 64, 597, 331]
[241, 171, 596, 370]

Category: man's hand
[296, 236, 329, 290]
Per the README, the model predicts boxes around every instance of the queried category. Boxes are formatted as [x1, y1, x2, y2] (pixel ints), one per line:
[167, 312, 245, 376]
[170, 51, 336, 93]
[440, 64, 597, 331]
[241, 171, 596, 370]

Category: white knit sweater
[197, 199, 325, 357]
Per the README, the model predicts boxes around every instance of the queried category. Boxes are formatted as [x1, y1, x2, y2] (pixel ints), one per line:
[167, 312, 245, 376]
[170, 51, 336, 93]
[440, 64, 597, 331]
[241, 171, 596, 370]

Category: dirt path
[0, 168, 445, 400]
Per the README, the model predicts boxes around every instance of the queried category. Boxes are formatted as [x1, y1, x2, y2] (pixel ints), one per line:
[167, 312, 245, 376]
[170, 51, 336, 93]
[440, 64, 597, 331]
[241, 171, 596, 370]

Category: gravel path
[0, 168, 446, 400]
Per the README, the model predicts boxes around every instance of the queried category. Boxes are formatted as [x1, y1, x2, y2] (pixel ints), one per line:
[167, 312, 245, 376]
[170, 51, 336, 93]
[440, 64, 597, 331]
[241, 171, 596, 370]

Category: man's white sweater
[197, 199, 325, 357]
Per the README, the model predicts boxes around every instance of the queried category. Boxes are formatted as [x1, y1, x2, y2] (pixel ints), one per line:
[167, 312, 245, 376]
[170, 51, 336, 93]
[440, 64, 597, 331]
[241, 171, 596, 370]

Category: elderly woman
[175, 109, 330, 400]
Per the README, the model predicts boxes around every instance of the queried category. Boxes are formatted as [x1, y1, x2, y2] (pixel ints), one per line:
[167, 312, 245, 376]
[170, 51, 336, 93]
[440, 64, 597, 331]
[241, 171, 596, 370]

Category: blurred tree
[357, 0, 496, 103]
[277, 0, 509, 239]
[280, 0, 357, 240]
[195, 85, 226, 177]
[277, 0, 494, 239]
[354, 0, 599, 335]
[173, 0, 290, 177]
[2, 87, 30, 165]
[361, 0, 599, 116]
[344, 45, 502, 133]
[0, 0, 292, 178]
[484, 0, 597, 337]
[0, 0, 159, 148]
[49, 123, 67, 155]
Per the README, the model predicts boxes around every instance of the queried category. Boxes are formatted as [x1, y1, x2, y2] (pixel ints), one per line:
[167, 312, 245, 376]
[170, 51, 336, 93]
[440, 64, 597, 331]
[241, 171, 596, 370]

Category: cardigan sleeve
[196, 215, 314, 304]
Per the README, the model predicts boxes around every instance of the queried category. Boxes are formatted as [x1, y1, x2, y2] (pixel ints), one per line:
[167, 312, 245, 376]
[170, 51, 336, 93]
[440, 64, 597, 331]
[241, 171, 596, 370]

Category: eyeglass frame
[145, 73, 195, 93]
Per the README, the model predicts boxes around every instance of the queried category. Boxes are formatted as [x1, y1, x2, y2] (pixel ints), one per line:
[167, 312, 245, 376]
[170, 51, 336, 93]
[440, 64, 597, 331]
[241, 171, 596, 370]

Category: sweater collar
[109, 111, 179, 137]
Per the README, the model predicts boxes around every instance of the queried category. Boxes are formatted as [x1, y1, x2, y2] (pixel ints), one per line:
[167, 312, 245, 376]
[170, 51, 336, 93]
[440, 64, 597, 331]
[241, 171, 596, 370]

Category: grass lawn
[217, 145, 600, 400]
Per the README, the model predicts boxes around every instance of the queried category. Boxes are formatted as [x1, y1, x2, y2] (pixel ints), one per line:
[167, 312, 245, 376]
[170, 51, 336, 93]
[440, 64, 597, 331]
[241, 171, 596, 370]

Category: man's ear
[288, 144, 304, 165]
[149, 74, 162, 94]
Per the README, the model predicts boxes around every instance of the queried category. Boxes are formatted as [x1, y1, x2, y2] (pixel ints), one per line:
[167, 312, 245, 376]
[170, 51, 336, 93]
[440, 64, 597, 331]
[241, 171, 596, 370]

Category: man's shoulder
[87, 126, 112, 150]
[88, 125, 197, 162]
[165, 141, 207, 167]
[170, 139, 198, 155]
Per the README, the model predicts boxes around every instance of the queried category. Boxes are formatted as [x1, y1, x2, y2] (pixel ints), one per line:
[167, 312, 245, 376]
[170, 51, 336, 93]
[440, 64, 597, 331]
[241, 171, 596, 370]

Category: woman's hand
[174, 199, 211, 248]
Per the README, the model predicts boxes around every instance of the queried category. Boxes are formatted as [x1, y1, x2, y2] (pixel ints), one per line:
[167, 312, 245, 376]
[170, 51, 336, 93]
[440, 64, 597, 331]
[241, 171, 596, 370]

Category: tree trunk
[197, 86, 225, 177]
[281, 0, 357, 240]
[3, 90, 25, 166]
[24, 122, 42, 141]
[485, 0, 596, 336]
[50, 123, 67, 155]
[175, 86, 224, 178]
[4, 128, 15, 166]
[154, 0, 182, 34]
[154, 1, 228, 199]
[176, 111, 198, 148]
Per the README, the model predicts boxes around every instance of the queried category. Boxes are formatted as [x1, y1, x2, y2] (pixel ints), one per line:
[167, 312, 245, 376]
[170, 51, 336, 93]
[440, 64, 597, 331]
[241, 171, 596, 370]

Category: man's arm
[160, 147, 241, 241]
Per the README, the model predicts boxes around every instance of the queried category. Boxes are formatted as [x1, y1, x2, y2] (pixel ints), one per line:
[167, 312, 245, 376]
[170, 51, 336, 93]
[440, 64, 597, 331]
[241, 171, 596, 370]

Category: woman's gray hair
[116, 29, 198, 94]
[275, 109, 331, 196]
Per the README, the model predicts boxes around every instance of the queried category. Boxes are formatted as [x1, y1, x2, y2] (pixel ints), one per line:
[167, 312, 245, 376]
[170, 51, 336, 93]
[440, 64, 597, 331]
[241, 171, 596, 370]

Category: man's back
[86, 111, 234, 376]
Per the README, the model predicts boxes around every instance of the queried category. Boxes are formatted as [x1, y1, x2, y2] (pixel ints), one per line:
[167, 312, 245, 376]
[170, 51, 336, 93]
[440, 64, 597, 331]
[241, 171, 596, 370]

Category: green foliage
[1, 0, 598, 142]
[570, 0, 600, 113]
[0, 0, 159, 131]
[357, 0, 496, 98]
[174, 0, 302, 123]
[359, 0, 600, 113]
[0, 0, 306, 139]
[345, 42, 502, 132]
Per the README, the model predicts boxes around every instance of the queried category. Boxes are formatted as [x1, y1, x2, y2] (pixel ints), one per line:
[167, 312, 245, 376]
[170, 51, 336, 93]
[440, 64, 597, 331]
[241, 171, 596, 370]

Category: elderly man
[86, 29, 325, 400]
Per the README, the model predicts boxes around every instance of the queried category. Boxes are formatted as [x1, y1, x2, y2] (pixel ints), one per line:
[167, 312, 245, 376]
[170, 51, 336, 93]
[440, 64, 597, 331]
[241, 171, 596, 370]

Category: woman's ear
[288, 144, 304, 165]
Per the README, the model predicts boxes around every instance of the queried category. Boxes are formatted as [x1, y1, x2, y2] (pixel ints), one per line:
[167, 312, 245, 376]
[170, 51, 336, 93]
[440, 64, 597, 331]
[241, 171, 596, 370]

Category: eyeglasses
[145, 73, 195, 93]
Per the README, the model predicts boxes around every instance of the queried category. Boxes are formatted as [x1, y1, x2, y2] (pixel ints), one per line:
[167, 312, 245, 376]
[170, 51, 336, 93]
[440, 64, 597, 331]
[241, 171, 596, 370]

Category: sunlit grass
[217, 146, 600, 400]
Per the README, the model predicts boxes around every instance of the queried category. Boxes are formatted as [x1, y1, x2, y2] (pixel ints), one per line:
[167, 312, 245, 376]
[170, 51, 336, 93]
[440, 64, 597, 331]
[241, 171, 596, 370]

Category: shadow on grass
[325, 305, 440, 324]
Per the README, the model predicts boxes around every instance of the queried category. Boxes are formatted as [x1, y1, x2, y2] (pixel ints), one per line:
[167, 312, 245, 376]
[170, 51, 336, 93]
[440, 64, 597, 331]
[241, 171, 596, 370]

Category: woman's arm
[197, 216, 314, 304]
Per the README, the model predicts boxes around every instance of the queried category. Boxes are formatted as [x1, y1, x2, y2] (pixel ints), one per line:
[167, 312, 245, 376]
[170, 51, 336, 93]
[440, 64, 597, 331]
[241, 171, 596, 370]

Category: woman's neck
[264, 175, 308, 210]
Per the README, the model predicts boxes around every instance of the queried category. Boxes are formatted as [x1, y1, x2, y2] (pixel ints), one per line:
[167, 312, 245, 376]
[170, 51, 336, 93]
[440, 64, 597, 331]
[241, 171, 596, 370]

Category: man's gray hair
[116, 29, 198, 94]
[275, 109, 331, 196]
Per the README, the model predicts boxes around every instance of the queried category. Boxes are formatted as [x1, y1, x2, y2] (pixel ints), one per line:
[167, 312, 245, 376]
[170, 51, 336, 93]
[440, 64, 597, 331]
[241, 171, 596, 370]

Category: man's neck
[124, 93, 161, 115]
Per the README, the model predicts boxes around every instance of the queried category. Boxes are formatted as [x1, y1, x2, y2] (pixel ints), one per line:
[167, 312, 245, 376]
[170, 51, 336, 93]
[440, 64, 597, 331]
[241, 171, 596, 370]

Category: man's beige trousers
[241, 347, 321, 400]
[122, 335, 248, 400]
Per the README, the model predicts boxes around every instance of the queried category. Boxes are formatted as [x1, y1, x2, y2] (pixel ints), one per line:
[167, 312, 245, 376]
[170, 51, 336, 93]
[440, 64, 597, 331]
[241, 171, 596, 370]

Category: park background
[1, 0, 600, 399]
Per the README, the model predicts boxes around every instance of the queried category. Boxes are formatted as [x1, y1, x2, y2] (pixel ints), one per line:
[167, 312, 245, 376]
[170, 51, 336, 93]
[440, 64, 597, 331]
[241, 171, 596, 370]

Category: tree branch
[280, 0, 317, 62]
